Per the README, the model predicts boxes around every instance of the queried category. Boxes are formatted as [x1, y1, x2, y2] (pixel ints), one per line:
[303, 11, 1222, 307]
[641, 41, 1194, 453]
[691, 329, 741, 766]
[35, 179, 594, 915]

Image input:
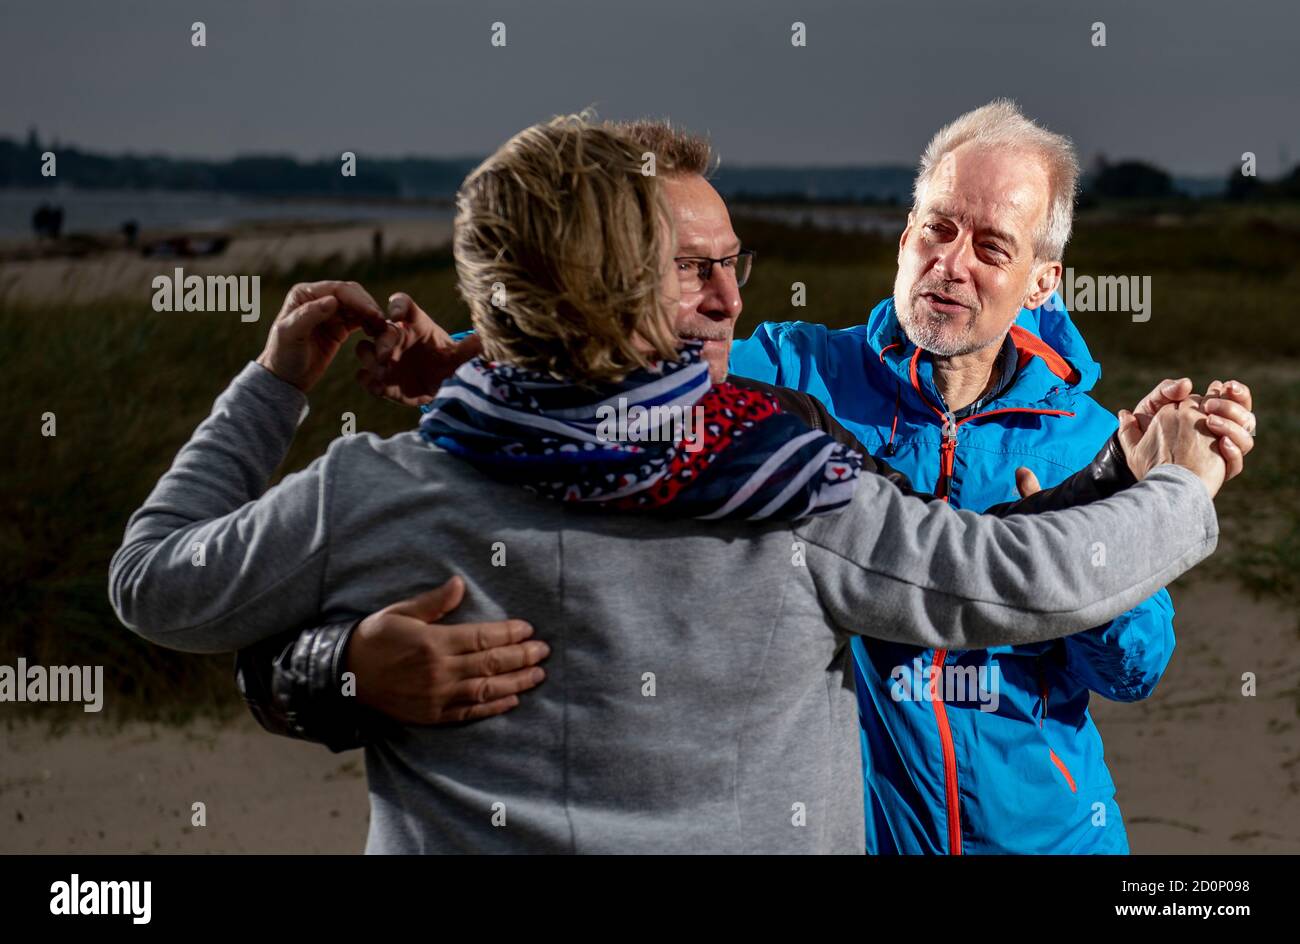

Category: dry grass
[3, 207, 1297, 720]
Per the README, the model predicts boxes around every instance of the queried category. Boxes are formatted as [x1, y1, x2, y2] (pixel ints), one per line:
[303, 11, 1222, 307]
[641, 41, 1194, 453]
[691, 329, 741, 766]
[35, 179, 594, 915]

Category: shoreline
[0, 217, 454, 309]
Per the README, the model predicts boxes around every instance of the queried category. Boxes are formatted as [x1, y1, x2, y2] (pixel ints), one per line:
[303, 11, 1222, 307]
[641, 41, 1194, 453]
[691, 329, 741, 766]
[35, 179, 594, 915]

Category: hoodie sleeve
[108, 362, 334, 654]
[794, 465, 1217, 651]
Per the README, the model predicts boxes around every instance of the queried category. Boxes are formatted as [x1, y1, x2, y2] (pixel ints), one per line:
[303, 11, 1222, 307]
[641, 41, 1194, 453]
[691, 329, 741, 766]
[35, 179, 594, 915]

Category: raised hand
[355, 292, 483, 406]
[1118, 398, 1226, 498]
[256, 281, 384, 392]
[1200, 378, 1255, 480]
[1125, 376, 1254, 481]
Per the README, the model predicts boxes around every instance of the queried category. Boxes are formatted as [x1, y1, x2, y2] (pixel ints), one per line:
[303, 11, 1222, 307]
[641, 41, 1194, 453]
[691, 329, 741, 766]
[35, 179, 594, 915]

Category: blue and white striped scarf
[418, 343, 863, 520]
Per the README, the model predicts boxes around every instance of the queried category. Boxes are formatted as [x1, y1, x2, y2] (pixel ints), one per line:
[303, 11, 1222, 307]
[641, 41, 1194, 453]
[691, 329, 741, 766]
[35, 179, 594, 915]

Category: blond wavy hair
[454, 114, 679, 384]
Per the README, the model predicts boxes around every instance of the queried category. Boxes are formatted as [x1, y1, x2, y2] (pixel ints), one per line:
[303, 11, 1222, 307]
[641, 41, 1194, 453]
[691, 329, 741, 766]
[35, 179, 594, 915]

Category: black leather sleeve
[235, 620, 368, 752]
[982, 432, 1136, 517]
[868, 429, 1134, 515]
[728, 375, 1136, 515]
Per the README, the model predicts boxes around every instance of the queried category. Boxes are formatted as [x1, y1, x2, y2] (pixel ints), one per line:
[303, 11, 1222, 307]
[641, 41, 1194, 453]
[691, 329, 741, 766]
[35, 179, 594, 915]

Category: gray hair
[912, 99, 1080, 261]
[609, 118, 716, 178]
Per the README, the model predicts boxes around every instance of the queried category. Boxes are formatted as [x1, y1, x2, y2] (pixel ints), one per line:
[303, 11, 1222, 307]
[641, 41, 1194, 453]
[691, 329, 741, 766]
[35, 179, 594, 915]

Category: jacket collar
[865, 292, 1100, 413]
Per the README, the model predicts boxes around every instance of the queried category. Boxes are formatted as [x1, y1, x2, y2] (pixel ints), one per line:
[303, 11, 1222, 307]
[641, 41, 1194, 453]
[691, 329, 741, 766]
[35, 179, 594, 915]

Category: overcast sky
[3, 0, 1296, 176]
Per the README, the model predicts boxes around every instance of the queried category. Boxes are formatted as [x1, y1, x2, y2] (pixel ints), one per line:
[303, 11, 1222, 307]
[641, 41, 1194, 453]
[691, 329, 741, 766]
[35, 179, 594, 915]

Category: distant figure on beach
[371, 228, 384, 268]
[31, 203, 64, 240]
[122, 220, 139, 247]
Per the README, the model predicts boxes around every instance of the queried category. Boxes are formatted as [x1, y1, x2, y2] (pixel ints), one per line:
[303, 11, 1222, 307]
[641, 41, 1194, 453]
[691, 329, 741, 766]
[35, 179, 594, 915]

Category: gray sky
[3, 0, 1296, 176]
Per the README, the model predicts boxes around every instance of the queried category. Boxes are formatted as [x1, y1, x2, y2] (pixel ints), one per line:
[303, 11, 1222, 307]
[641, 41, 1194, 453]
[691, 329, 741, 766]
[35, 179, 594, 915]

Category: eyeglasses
[674, 249, 755, 293]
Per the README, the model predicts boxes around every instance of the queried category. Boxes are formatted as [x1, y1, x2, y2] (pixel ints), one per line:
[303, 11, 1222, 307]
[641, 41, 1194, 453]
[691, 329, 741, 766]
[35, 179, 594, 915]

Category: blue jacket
[729, 295, 1175, 854]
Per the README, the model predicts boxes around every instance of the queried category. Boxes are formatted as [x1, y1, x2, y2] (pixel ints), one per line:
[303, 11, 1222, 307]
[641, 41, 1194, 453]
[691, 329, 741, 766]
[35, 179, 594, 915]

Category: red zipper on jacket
[902, 347, 1076, 854]
[933, 406, 1073, 500]
[937, 412, 958, 500]
[929, 648, 962, 854]
[907, 349, 1075, 501]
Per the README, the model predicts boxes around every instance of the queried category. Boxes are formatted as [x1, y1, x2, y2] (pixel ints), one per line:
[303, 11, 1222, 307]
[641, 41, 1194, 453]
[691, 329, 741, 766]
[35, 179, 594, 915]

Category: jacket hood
[864, 292, 1102, 409]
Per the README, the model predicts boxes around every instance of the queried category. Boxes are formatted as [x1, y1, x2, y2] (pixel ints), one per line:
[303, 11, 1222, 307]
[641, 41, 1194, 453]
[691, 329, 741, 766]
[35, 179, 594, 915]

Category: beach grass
[3, 205, 1296, 721]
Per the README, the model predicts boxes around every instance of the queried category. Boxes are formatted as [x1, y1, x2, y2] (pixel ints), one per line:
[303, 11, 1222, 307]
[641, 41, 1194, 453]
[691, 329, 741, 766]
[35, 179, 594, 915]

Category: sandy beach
[2, 580, 1295, 855]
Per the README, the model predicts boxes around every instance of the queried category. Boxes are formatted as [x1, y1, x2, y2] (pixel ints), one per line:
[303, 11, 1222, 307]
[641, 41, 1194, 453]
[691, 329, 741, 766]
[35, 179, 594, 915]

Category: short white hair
[912, 99, 1080, 261]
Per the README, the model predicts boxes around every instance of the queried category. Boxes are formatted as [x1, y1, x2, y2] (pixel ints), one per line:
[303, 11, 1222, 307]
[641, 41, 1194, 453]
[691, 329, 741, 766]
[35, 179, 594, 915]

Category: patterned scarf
[418, 343, 863, 520]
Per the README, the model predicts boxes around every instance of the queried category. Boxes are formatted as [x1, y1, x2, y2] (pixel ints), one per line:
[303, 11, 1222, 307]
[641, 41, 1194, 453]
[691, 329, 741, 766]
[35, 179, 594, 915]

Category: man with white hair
[728, 99, 1255, 853]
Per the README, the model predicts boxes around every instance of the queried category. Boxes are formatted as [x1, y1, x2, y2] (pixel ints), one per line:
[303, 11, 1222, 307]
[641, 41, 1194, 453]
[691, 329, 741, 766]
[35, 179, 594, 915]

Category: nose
[932, 231, 974, 283]
[697, 265, 743, 323]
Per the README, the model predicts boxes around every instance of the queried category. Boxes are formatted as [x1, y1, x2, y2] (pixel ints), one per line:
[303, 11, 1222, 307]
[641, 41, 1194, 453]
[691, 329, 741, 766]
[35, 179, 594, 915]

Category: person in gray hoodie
[110, 115, 1228, 854]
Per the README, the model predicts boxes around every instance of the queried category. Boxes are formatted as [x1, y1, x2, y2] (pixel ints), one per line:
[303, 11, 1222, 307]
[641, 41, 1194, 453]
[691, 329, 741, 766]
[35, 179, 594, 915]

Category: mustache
[913, 281, 977, 309]
[678, 328, 732, 342]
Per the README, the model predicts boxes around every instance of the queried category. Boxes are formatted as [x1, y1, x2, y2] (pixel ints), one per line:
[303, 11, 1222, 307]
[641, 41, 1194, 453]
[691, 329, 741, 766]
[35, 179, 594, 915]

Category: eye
[721, 257, 737, 269]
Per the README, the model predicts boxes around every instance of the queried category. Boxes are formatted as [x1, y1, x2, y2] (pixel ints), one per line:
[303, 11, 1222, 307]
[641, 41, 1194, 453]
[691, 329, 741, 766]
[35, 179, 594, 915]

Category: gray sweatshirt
[109, 363, 1218, 853]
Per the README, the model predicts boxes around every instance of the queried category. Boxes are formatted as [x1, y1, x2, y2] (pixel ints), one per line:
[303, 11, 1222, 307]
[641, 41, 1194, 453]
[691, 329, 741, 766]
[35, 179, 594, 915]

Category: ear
[1023, 260, 1062, 310]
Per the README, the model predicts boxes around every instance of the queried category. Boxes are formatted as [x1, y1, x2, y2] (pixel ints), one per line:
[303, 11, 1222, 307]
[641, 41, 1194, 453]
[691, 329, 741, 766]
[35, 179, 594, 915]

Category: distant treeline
[8, 131, 1300, 204]
[0, 132, 479, 198]
[1, 131, 920, 202]
[1082, 156, 1300, 204]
